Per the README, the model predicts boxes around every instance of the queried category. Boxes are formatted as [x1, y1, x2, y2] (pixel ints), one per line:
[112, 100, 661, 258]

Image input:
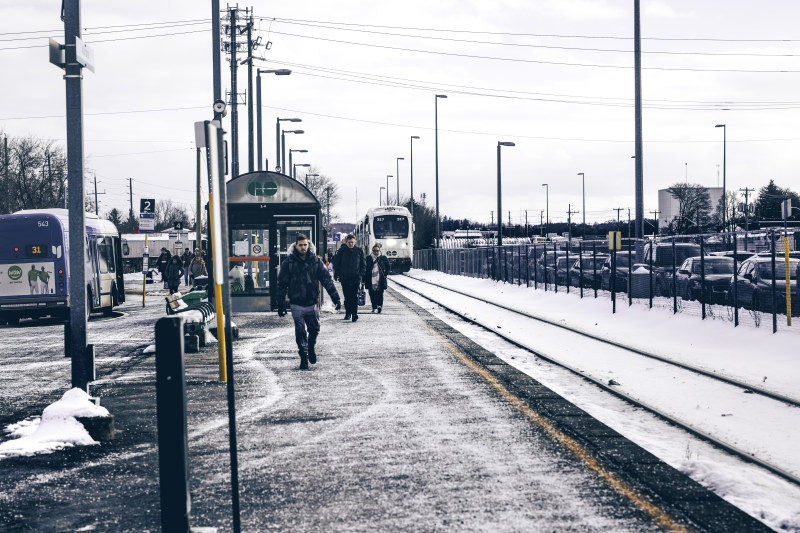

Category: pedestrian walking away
[364, 243, 390, 313]
[333, 234, 365, 322]
[164, 256, 184, 295]
[156, 247, 171, 289]
[277, 233, 341, 370]
[182, 249, 193, 286]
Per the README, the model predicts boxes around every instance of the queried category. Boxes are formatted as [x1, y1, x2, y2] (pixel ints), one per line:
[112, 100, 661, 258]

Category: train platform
[0, 283, 770, 532]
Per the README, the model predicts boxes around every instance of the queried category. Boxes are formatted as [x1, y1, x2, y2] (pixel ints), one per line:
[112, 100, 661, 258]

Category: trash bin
[629, 266, 653, 299]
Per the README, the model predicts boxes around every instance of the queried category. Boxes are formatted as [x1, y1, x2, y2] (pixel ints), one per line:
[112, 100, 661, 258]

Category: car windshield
[580, 257, 608, 269]
[372, 215, 409, 239]
[692, 258, 734, 275]
[758, 259, 799, 280]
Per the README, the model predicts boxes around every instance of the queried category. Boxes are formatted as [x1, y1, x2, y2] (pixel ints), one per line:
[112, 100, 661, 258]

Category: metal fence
[413, 230, 799, 333]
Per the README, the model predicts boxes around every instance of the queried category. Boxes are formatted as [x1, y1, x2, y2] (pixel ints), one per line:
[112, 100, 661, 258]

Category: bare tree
[666, 182, 712, 234]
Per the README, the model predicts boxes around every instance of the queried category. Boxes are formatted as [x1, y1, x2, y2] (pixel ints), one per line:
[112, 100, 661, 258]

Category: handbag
[357, 286, 366, 306]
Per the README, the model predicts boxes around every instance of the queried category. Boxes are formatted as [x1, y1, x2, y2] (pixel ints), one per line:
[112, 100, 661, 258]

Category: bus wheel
[102, 285, 117, 316]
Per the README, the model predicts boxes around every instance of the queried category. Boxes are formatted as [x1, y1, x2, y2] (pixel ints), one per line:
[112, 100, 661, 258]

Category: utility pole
[93, 175, 99, 215]
[633, 0, 644, 243]
[128, 178, 134, 223]
[508, 210, 511, 238]
[490, 210, 494, 228]
[221, 6, 248, 178]
[567, 204, 579, 241]
[627, 208, 631, 239]
[649, 209, 660, 235]
[525, 209, 528, 239]
[614, 208, 624, 232]
[245, 13, 254, 173]
[540, 210, 544, 236]
[740, 187, 755, 232]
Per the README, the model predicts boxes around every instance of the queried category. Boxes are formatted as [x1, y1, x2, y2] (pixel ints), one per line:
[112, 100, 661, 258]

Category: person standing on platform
[188, 248, 207, 286]
[156, 247, 171, 289]
[277, 234, 341, 370]
[334, 235, 365, 322]
[364, 243, 390, 313]
[165, 255, 184, 295]
[181, 249, 193, 286]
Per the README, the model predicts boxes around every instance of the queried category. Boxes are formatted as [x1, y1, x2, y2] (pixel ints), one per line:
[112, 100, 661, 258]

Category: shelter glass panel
[229, 226, 270, 296]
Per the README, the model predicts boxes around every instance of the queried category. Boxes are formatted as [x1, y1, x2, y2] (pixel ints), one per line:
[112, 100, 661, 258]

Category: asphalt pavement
[0, 283, 769, 532]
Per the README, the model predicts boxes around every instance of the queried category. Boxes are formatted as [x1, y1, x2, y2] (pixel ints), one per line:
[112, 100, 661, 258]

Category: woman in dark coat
[363, 243, 390, 313]
[165, 256, 184, 295]
[156, 248, 172, 289]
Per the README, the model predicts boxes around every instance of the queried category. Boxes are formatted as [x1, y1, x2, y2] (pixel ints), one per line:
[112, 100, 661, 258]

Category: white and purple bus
[0, 209, 125, 325]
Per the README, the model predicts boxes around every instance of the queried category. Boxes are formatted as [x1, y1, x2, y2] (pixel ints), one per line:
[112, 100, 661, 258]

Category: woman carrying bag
[363, 243, 390, 313]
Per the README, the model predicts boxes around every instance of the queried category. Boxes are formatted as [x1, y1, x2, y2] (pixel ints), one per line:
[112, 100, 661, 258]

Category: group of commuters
[276, 233, 390, 370]
[155, 247, 207, 295]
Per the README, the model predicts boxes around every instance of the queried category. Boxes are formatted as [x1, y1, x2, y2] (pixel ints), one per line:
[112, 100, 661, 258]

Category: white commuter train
[354, 206, 413, 273]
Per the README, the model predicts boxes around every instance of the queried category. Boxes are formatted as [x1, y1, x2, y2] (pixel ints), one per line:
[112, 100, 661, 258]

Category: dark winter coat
[333, 245, 365, 283]
[165, 260, 183, 286]
[364, 253, 390, 291]
[182, 251, 193, 268]
[156, 250, 171, 274]
[277, 242, 341, 308]
[189, 256, 207, 277]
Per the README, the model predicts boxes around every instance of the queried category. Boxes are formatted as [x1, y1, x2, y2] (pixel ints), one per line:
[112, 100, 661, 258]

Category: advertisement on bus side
[0, 262, 56, 297]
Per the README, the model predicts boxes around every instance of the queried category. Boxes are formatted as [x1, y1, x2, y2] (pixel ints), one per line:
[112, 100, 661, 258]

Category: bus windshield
[373, 215, 408, 239]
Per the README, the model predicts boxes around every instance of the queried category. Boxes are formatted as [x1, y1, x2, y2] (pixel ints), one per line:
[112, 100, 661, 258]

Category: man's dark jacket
[333, 245, 365, 283]
[277, 242, 340, 308]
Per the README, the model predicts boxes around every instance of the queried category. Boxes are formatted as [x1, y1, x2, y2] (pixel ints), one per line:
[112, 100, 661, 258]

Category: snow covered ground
[392, 270, 800, 532]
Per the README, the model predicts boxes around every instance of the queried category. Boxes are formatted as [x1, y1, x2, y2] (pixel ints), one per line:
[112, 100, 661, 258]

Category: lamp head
[411, 135, 420, 140]
[715, 124, 725, 128]
[288, 130, 304, 134]
[498, 141, 515, 147]
[435, 94, 448, 99]
[398, 157, 405, 161]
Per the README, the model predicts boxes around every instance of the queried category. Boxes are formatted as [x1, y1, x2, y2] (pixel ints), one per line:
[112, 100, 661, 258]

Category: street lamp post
[435, 94, 447, 247]
[288, 149, 307, 180]
[541, 183, 549, 237]
[497, 142, 515, 246]
[395, 157, 405, 206]
[293, 163, 310, 181]
[379, 187, 385, 206]
[280, 129, 304, 176]
[275, 118, 301, 172]
[577, 172, 585, 233]
[256, 69, 291, 171]
[715, 124, 727, 234]
[386, 175, 393, 206]
[306, 172, 319, 188]
[410, 135, 420, 225]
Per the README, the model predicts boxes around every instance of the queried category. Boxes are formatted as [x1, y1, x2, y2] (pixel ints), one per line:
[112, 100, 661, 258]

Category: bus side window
[98, 238, 109, 274]
[104, 237, 116, 273]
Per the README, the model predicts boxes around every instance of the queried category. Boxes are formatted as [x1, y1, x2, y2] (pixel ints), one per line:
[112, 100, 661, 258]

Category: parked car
[529, 249, 566, 283]
[709, 250, 756, 263]
[674, 256, 735, 303]
[729, 256, 799, 315]
[643, 242, 702, 296]
[569, 254, 610, 289]
[547, 255, 573, 286]
[600, 253, 632, 292]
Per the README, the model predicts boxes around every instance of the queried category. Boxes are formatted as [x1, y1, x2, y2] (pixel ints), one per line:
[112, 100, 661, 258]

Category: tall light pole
[280, 129, 303, 176]
[379, 187, 385, 206]
[497, 142, 515, 246]
[634, 0, 644, 242]
[435, 94, 447, 247]
[715, 124, 727, 234]
[306, 172, 319, 188]
[256, 69, 291, 171]
[293, 163, 310, 181]
[386, 175, 393, 206]
[542, 183, 549, 237]
[410, 135, 420, 224]
[395, 157, 405, 205]
[288, 148, 307, 180]
[275, 117, 301, 172]
[577, 172, 585, 231]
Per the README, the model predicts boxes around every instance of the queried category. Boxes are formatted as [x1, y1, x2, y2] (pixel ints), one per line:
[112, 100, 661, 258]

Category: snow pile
[143, 344, 156, 353]
[0, 388, 109, 459]
[180, 309, 206, 324]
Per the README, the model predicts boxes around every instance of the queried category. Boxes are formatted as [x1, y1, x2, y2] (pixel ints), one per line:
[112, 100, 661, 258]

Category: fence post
[565, 241, 570, 294]
[672, 237, 677, 314]
[772, 230, 778, 333]
[543, 244, 547, 291]
[648, 238, 653, 309]
[700, 236, 706, 319]
[553, 242, 559, 293]
[579, 242, 584, 298]
[611, 246, 617, 313]
[732, 232, 739, 326]
[518, 245, 522, 286]
[155, 316, 192, 533]
[628, 239, 633, 307]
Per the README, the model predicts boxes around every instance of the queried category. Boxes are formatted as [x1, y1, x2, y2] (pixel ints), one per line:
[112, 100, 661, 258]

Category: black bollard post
[155, 316, 191, 533]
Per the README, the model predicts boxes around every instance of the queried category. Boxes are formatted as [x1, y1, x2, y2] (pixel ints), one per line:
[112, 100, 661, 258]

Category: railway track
[392, 274, 800, 488]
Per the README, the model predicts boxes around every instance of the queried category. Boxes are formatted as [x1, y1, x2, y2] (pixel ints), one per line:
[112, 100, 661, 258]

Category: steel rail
[391, 275, 800, 488]
[398, 274, 800, 408]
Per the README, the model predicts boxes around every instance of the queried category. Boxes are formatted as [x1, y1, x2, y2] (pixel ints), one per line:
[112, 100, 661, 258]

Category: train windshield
[373, 215, 408, 239]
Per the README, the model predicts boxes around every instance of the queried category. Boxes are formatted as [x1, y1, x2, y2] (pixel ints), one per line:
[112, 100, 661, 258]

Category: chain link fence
[413, 230, 799, 333]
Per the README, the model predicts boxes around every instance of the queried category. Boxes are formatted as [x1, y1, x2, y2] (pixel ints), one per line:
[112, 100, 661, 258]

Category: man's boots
[308, 332, 318, 365]
[299, 350, 309, 370]
[344, 313, 351, 320]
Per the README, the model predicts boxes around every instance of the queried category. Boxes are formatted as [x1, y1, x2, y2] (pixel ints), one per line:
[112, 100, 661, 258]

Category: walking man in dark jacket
[277, 234, 341, 370]
[333, 234, 365, 322]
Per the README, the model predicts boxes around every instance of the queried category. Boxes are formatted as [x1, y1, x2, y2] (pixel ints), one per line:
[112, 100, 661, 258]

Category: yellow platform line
[426, 322, 690, 533]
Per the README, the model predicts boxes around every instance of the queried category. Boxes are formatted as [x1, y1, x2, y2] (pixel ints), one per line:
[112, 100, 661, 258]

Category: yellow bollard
[209, 192, 227, 382]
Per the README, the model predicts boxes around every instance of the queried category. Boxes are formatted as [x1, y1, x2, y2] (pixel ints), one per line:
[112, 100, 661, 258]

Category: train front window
[373, 216, 408, 239]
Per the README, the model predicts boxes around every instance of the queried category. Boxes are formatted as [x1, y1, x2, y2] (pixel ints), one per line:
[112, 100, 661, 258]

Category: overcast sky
[3, 1, 800, 227]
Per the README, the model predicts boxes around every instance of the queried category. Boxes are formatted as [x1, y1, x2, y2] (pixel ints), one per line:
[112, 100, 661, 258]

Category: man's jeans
[290, 303, 320, 353]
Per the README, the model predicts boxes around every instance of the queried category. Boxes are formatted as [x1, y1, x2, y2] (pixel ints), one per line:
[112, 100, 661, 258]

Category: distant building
[658, 187, 723, 230]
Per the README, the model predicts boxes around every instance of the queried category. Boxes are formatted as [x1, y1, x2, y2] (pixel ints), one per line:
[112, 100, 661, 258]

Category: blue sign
[139, 212, 155, 234]
[333, 233, 340, 242]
